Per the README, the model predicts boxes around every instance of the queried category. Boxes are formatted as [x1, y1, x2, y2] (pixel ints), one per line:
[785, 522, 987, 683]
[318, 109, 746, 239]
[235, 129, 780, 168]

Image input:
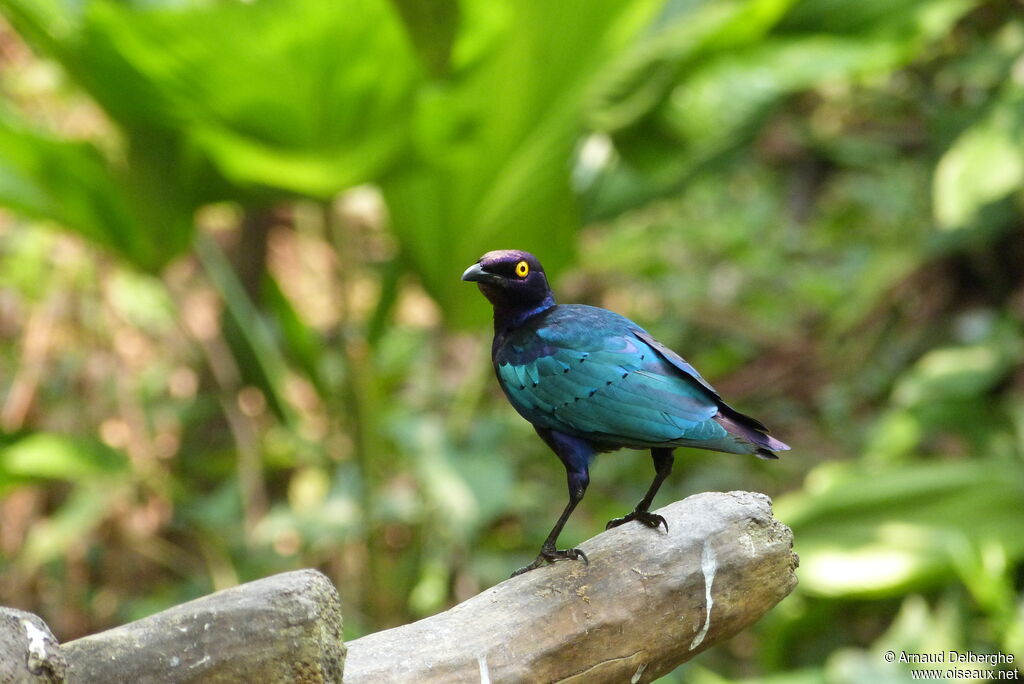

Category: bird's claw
[605, 509, 668, 532]
[511, 547, 588, 577]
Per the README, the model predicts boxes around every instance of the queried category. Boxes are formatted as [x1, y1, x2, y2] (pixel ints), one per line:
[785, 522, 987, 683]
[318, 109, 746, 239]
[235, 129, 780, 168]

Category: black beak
[461, 262, 498, 284]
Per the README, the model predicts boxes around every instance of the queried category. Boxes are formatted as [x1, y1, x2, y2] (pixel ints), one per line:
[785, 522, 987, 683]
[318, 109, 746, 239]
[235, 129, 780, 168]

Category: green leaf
[588, 0, 798, 134]
[778, 0, 968, 35]
[4, 0, 422, 202]
[79, 0, 420, 198]
[264, 275, 327, 396]
[0, 0, 82, 56]
[106, 269, 176, 334]
[389, 0, 460, 78]
[584, 0, 975, 220]
[0, 433, 127, 482]
[382, 0, 660, 326]
[660, 36, 906, 150]
[822, 595, 965, 683]
[933, 86, 1024, 230]
[18, 483, 118, 570]
[0, 113, 188, 270]
[194, 233, 301, 428]
[892, 323, 1023, 407]
[776, 459, 1024, 598]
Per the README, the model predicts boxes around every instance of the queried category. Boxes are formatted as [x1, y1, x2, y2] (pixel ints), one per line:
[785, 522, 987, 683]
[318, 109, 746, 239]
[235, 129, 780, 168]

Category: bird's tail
[713, 406, 790, 459]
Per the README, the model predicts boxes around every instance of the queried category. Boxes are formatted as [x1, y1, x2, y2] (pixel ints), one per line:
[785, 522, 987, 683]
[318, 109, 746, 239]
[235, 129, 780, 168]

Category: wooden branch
[8, 491, 793, 683]
[346, 491, 797, 684]
[61, 569, 345, 684]
[0, 607, 66, 683]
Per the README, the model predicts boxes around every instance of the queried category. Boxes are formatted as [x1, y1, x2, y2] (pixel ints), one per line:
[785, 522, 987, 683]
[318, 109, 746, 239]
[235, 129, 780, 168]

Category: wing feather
[497, 320, 725, 446]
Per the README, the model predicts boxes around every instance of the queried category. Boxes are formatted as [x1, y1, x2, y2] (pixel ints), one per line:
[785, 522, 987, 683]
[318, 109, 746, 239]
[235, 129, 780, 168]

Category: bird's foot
[605, 509, 668, 532]
[510, 547, 588, 577]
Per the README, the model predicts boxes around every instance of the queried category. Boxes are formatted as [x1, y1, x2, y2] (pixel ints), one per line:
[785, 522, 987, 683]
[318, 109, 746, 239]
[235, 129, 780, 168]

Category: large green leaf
[933, 84, 1024, 230]
[776, 459, 1024, 598]
[587, 0, 798, 134]
[0, 0, 427, 272]
[892, 332, 1024, 408]
[382, 0, 660, 326]
[3, 0, 209, 256]
[583, 0, 975, 220]
[660, 35, 907, 154]
[0, 113, 189, 270]
[80, 0, 420, 197]
[2, 0, 421, 201]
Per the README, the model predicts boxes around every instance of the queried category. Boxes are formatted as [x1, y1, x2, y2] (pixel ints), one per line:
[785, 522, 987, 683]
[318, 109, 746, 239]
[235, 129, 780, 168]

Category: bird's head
[461, 250, 553, 310]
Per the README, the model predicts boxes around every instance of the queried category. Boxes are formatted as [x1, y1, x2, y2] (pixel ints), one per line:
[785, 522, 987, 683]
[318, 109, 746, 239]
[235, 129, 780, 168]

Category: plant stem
[322, 201, 397, 627]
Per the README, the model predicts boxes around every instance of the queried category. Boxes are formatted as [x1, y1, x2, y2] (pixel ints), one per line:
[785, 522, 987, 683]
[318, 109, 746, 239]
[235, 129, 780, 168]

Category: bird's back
[493, 304, 764, 454]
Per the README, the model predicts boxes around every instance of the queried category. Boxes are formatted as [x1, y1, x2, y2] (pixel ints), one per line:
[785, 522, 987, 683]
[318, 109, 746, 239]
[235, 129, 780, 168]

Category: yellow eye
[515, 260, 530, 278]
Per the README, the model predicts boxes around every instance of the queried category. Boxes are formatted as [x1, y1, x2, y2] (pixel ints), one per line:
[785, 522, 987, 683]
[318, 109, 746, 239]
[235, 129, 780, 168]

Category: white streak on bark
[689, 541, 717, 650]
[23, 620, 49, 660]
[478, 654, 491, 684]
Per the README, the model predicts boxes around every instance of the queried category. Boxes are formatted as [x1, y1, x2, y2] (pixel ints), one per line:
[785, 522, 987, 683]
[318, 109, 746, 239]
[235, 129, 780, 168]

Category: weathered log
[346, 491, 797, 683]
[61, 569, 345, 684]
[0, 607, 66, 683]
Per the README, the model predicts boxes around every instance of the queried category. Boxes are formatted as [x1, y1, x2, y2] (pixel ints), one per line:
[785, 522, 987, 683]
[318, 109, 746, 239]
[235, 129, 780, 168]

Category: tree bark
[345, 491, 797, 683]
[22, 491, 794, 683]
[0, 607, 66, 683]
[61, 569, 344, 684]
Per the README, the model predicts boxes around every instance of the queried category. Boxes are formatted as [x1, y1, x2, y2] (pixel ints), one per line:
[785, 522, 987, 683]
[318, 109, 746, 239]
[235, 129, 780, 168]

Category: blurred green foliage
[1, 0, 1023, 681]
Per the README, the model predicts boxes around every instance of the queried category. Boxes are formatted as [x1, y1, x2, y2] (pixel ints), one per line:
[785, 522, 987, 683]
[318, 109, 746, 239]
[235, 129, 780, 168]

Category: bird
[462, 249, 789, 576]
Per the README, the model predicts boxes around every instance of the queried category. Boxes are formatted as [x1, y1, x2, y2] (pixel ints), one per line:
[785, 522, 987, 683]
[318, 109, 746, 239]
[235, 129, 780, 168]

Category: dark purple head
[461, 250, 555, 313]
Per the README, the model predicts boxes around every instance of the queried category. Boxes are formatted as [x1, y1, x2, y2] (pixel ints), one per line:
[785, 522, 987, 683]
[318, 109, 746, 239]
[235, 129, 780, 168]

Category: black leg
[606, 447, 674, 531]
[511, 468, 589, 576]
[512, 429, 594, 577]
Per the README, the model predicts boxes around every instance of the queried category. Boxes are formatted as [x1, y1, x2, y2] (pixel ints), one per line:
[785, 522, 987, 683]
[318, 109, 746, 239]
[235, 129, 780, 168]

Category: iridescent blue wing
[495, 305, 743, 451]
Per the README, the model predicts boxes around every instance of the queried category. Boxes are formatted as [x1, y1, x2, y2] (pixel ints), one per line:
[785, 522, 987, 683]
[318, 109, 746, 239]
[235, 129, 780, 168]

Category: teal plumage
[497, 305, 752, 453]
[462, 249, 789, 576]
